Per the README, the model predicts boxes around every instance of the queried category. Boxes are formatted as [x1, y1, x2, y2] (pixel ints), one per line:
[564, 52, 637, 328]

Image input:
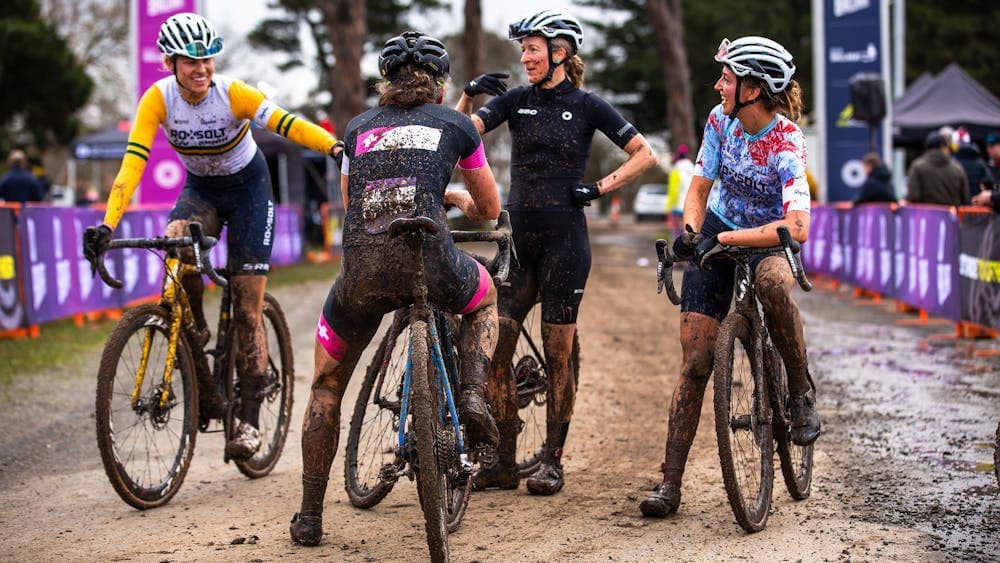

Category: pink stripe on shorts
[459, 261, 490, 314]
[316, 314, 348, 361]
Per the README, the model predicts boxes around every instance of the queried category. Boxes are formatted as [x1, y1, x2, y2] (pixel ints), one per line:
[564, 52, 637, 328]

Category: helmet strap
[727, 77, 760, 120]
[539, 39, 565, 87]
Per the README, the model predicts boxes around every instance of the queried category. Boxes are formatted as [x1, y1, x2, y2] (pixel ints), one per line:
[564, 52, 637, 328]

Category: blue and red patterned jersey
[694, 104, 810, 229]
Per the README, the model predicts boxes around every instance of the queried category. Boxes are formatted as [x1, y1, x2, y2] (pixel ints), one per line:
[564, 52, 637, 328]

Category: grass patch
[0, 257, 342, 382]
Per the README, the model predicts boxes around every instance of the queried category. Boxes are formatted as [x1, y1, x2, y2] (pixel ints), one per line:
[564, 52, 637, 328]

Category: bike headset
[157, 13, 224, 88]
[378, 31, 450, 84]
[508, 9, 584, 86]
[714, 36, 795, 119]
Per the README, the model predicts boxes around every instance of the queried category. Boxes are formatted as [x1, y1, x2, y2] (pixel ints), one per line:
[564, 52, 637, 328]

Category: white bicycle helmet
[508, 9, 584, 54]
[715, 36, 795, 94]
[157, 13, 224, 59]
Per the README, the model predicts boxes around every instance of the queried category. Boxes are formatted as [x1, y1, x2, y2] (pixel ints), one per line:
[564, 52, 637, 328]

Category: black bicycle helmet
[378, 31, 450, 79]
[508, 9, 584, 55]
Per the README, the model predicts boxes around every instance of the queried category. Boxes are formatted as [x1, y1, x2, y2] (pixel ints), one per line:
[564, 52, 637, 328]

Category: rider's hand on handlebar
[693, 234, 728, 269]
[671, 229, 703, 260]
[464, 72, 509, 97]
[83, 224, 112, 262]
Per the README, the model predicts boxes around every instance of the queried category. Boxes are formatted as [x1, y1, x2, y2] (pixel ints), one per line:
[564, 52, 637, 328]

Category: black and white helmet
[157, 12, 223, 59]
[508, 9, 584, 54]
[714, 36, 795, 94]
[378, 31, 450, 79]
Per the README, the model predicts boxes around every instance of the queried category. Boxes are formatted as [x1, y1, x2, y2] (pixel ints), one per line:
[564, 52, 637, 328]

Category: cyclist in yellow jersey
[82, 12, 341, 459]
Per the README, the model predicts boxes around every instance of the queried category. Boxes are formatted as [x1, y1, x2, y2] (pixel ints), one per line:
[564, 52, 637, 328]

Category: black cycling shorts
[169, 149, 274, 276]
[317, 237, 488, 360]
[680, 211, 772, 321]
[499, 209, 591, 325]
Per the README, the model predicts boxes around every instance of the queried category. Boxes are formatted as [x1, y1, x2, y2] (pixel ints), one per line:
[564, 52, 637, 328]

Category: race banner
[115, 208, 171, 304]
[958, 212, 1000, 330]
[133, 0, 198, 205]
[802, 205, 835, 275]
[272, 205, 303, 266]
[0, 206, 28, 332]
[849, 204, 894, 295]
[894, 205, 960, 321]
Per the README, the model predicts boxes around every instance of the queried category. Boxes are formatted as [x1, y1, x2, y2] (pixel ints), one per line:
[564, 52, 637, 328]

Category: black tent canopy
[892, 63, 1000, 146]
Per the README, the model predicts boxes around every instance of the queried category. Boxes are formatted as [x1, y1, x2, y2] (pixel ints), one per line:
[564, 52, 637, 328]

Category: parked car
[633, 183, 668, 223]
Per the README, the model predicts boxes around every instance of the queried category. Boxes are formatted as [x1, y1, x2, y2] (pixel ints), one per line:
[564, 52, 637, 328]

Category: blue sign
[819, 0, 886, 202]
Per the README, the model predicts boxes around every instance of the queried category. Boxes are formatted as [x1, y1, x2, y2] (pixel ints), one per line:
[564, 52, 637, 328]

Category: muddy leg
[525, 322, 576, 495]
[458, 287, 499, 448]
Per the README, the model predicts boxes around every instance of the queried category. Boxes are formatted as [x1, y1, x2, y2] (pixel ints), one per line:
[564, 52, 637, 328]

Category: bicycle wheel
[226, 293, 295, 478]
[766, 345, 814, 500]
[345, 311, 408, 508]
[513, 304, 580, 477]
[409, 316, 450, 562]
[713, 313, 773, 533]
[95, 304, 198, 510]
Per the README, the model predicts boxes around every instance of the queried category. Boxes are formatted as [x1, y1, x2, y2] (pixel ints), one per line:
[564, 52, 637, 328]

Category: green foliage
[906, 0, 994, 91]
[0, 0, 92, 154]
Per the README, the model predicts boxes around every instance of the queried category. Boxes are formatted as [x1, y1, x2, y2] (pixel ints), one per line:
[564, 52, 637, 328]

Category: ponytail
[754, 77, 803, 123]
[550, 37, 585, 88]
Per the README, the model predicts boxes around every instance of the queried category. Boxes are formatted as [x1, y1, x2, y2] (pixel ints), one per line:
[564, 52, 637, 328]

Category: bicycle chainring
[515, 356, 546, 409]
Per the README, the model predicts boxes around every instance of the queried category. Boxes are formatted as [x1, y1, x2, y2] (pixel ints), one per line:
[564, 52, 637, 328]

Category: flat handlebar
[655, 225, 812, 306]
[90, 222, 227, 289]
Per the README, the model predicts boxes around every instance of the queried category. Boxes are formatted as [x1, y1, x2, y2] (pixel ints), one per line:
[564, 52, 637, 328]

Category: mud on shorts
[680, 211, 777, 321]
[168, 149, 274, 276]
[316, 237, 490, 361]
[499, 209, 591, 325]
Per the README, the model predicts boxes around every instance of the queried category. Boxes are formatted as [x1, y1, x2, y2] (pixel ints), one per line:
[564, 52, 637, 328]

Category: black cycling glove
[693, 234, 728, 269]
[671, 229, 703, 261]
[464, 72, 510, 97]
[330, 140, 345, 172]
[83, 224, 112, 262]
[571, 183, 601, 207]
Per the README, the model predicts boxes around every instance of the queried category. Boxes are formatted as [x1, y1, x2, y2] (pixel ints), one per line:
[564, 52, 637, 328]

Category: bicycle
[655, 226, 814, 532]
[91, 222, 294, 510]
[342, 212, 512, 562]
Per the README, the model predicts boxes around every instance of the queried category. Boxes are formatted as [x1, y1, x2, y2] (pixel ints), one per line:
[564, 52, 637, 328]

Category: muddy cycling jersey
[475, 79, 638, 211]
[695, 104, 810, 229]
[103, 74, 335, 229]
[340, 103, 487, 248]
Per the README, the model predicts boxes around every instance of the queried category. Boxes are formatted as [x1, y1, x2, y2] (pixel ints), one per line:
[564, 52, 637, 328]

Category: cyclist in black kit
[457, 9, 656, 495]
[290, 32, 502, 546]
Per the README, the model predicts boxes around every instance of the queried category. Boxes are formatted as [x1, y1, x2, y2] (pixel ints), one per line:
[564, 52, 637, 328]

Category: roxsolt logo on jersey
[263, 201, 274, 246]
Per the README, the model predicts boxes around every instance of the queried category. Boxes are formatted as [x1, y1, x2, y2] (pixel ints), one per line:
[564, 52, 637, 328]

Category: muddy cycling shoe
[788, 391, 821, 446]
[225, 422, 261, 459]
[289, 512, 322, 546]
[472, 461, 520, 491]
[639, 481, 681, 517]
[525, 460, 564, 495]
[459, 391, 499, 449]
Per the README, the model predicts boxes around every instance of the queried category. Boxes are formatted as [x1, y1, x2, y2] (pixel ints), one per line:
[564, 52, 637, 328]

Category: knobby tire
[95, 304, 198, 510]
[713, 313, 773, 533]
[766, 346, 814, 500]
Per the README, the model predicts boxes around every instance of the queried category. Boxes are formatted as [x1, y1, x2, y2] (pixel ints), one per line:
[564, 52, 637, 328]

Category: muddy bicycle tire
[345, 312, 408, 508]
[513, 303, 580, 477]
[95, 304, 198, 510]
[766, 346, 814, 500]
[713, 313, 773, 533]
[225, 293, 294, 478]
[409, 317, 450, 562]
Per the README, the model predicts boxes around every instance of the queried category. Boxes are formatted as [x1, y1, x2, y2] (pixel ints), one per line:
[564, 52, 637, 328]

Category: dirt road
[1, 217, 997, 561]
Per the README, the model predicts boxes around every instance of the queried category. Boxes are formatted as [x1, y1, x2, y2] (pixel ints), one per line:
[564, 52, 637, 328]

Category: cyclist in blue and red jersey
[640, 36, 820, 518]
[289, 31, 503, 546]
[81, 13, 340, 460]
[457, 9, 657, 496]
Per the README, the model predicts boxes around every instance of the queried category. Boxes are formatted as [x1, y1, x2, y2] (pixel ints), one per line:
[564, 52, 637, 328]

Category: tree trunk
[647, 0, 696, 151]
[319, 0, 367, 138]
[463, 0, 484, 108]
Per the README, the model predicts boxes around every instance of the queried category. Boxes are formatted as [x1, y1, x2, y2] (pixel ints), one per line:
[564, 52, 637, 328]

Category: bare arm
[718, 209, 811, 246]
[591, 134, 657, 195]
[446, 166, 500, 221]
[681, 175, 715, 233]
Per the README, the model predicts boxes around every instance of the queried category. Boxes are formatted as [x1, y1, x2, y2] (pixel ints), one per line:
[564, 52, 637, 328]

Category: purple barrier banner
[895, 206, 960, 321]
[802, 205, 836, 275]
[837, 206, 855, 282]
[958, 212, 1000, 330]
[115, 209, 170, 304]
[849, 204, 895, 295]
[0, 207, 28, 331]
[21, 207, 110, 324]
[272, 205, 302, 267]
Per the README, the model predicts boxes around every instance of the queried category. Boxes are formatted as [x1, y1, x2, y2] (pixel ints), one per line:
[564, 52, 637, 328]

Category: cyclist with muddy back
[640, 36, 820, 517]
[289, 31, 502, 546]
[458, 10, 656, 495]
[82, 13, 340, 460]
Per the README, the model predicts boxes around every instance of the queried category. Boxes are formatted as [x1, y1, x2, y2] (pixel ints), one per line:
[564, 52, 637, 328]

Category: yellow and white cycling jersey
[104, 74, 335, 229]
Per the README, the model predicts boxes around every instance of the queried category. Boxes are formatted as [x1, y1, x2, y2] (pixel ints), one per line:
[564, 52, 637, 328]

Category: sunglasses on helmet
[183, 37, 223, 58]
[715, 38, 731, 61]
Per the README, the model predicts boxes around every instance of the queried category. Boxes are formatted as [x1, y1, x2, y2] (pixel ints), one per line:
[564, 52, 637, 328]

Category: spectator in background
[971, 132, 1000, 211]
[903, 132, 969, 207]
[852, 152, 896, 205]
[0, 150, 44, 204]
[28, 156, 52, 201]
[665, 144, 694, 232]
[951, 127, 994, 192]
